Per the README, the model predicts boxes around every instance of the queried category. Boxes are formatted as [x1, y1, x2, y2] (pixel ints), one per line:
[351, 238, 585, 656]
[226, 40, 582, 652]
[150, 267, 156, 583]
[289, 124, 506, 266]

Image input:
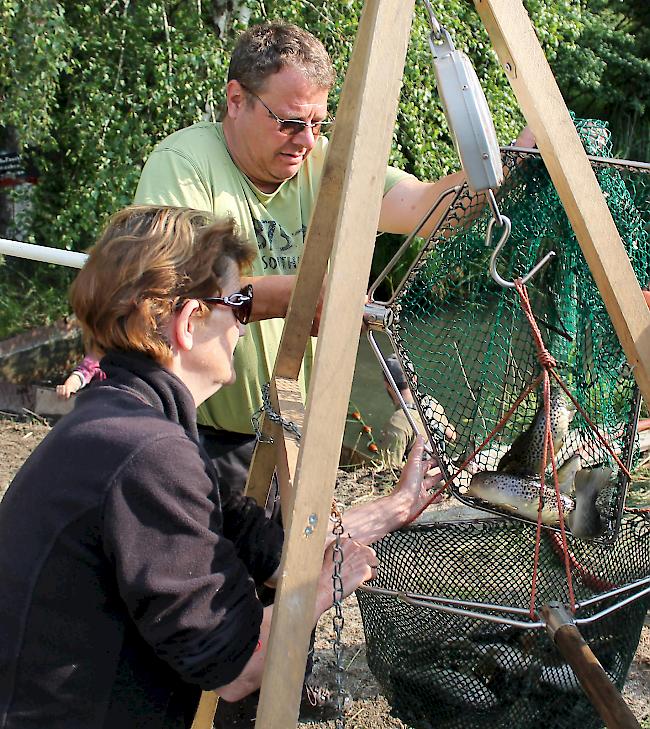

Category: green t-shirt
[135, 122, 412, 433]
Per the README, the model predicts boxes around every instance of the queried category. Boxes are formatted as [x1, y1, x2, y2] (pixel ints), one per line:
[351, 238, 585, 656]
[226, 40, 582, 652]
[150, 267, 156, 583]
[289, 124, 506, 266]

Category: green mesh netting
[388, 118, 649, 544]
[357, 513, 650, 729]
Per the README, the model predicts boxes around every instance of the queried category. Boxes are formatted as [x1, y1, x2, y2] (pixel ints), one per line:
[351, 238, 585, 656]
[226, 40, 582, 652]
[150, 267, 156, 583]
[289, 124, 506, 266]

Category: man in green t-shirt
[134, 20, 519, 491]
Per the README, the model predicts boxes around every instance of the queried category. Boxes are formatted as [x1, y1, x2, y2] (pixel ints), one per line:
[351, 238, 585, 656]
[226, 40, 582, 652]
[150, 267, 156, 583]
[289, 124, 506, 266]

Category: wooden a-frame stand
[194, 1, 650, 726]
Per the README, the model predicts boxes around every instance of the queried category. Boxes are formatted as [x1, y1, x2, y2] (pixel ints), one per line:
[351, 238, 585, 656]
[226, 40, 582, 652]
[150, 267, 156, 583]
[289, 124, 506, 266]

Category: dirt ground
[1, 416, 648, 728]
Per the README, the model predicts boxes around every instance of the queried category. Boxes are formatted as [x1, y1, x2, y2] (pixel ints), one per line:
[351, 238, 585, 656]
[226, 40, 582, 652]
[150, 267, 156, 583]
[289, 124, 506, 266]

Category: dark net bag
[357, 514, 649, 729]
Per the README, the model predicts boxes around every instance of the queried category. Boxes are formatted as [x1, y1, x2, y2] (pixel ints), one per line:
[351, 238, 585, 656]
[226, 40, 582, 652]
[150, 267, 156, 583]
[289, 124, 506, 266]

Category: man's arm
[379, 127, 536, 238]
[378, 170, 466, 237]
[244, 274, 325, 335]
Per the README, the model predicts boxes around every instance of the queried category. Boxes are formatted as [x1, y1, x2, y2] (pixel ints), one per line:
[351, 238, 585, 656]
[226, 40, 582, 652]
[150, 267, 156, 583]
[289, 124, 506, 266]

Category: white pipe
[0, 238, 88, 269]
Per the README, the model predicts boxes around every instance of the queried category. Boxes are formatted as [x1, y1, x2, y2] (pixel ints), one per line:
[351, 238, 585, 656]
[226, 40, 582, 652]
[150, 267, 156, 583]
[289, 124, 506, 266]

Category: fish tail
[567, 467, 612, 539]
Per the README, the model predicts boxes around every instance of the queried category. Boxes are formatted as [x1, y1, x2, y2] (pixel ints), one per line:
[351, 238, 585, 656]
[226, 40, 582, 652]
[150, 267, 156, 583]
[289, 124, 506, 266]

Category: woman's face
[189, 261, 247, 394]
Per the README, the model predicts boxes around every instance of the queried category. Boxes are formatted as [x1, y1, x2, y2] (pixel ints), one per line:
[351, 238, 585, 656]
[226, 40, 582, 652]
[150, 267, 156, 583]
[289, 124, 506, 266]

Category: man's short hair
[228, 21, 335, 94]
[70, 205, 255, 364]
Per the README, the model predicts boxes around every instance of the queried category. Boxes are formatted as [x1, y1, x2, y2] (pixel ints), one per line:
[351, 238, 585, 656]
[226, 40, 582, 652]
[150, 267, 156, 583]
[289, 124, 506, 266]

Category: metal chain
[251, 382, 302, 443]
[330, 502, 346, 729]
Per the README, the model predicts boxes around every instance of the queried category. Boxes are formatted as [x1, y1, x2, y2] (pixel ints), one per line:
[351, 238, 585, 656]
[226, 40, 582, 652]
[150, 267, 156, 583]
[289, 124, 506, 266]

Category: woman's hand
[329, 437, 444, 549]
[313, 539, 377, 620]
[387, 436, 443, 526]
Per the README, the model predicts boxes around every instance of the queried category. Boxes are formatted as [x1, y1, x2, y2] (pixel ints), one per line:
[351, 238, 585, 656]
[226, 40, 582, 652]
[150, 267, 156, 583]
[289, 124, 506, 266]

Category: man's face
[225, 65, 330, 193]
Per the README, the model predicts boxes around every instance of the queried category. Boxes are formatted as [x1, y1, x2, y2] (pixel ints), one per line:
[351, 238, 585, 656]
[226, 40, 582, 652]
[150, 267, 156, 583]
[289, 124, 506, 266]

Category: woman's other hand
[388, 436, 443, 526]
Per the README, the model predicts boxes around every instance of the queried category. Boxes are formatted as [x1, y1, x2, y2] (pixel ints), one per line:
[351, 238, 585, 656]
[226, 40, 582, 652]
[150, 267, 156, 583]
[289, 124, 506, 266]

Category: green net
[386, 118, 649, 544]
[356, 513, 650, 729]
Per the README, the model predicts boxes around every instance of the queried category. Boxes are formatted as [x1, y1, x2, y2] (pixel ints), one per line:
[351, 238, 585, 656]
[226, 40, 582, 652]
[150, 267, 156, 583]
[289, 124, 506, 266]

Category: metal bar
[500, 147, 650, 172]
[576, 575, 650, 609]
[360, 575, 650, 629]
[576, 585, 650, 625]
[0, 238, 87, 269]
[360, 583, 532, 615]
[399, 593, 544, 629]
[367, 185, 462, 304]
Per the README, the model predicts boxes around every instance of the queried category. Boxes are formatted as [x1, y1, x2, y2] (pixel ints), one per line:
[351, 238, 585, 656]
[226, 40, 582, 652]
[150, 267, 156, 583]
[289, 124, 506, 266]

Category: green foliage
[551, 0, 650, 159]
[0, 0, 648, 338]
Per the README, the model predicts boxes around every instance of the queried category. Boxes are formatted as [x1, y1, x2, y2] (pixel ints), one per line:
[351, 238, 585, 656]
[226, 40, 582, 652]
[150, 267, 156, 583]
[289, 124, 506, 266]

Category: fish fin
[556, 454, 582, 495]
[574, 466, 612, 496]
[568, 467, 612, 540]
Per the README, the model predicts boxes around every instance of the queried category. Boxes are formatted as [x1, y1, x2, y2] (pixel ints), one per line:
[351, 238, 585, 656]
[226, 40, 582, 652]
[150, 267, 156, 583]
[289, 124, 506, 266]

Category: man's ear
[226, 79, 247, 119]
[172, 300, 200, 352]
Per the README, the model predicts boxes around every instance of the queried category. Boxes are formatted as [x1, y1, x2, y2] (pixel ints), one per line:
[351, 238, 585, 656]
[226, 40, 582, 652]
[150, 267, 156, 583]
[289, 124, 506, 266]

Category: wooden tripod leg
[254, 0, 416, 725]
[190, 692, 218, 729]
[541, 603, 641, 729]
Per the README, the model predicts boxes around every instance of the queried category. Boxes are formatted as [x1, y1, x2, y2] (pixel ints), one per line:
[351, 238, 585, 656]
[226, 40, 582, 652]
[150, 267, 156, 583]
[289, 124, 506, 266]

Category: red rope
[514, 279, 577, 616]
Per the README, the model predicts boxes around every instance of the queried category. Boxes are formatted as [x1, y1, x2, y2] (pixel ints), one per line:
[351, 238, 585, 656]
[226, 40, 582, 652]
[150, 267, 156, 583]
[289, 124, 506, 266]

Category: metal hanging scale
[427, 11, 503, 194]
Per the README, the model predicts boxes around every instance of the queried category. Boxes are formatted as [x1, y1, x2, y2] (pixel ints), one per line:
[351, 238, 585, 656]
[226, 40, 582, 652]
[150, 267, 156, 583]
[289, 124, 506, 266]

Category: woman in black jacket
[0, 205, 440, 728]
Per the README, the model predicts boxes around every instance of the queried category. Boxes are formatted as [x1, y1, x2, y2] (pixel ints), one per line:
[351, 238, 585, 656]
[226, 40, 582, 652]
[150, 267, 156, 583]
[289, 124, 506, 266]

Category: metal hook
[421, 0, 442, 39]
[486, 216, 556, 289]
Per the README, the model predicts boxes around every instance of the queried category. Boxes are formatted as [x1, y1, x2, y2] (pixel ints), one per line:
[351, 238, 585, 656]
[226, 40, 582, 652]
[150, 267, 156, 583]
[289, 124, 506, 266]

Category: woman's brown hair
[70, 205, 255, 363]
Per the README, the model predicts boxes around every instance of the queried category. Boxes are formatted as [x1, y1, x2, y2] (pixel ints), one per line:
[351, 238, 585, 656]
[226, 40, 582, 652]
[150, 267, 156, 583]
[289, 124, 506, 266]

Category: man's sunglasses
[242, 85, 334, 137]
[198, 284, 254, 325]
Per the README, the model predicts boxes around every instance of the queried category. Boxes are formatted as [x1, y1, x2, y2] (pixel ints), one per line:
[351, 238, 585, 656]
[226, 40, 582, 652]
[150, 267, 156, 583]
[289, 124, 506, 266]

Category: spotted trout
[466, 459, 611, 539]
[498, 386, 575, 475]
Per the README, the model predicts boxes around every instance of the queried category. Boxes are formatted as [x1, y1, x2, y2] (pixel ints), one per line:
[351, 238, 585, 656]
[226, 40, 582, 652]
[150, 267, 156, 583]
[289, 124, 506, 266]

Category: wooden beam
[474, 0, 650, 403]
[245, 380, 286, 507]
[274, 376, 303, 527]
[254, 1, 416, 726]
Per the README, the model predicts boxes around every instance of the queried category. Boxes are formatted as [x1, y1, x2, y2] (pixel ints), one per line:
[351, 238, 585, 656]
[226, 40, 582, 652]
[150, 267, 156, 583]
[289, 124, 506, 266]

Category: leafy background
[0, 0, 648, 338]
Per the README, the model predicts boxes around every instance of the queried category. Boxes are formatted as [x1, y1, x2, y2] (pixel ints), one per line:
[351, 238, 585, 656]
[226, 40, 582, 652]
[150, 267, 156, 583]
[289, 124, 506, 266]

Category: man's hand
[512, 125, 535, 148]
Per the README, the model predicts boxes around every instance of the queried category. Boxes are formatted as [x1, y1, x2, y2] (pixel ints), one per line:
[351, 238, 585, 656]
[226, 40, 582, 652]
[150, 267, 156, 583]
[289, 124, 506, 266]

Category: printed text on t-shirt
[253, 219, 306, 272]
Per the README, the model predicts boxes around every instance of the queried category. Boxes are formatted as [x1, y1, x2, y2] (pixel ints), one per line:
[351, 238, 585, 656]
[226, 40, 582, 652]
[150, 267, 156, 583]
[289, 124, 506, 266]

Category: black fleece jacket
[0, 351, 283, 729]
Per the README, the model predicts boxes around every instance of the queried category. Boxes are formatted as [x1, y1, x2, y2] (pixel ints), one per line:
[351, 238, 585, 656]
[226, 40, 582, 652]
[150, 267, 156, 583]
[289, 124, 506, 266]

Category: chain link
[331, 502, 346, 729]
[251, 382, 303, 443]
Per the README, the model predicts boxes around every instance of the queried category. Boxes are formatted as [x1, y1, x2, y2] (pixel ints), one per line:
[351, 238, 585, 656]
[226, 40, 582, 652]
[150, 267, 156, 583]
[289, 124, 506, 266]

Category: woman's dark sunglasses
[241, 84, 334, 137]
[199, 284, 254, 325]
